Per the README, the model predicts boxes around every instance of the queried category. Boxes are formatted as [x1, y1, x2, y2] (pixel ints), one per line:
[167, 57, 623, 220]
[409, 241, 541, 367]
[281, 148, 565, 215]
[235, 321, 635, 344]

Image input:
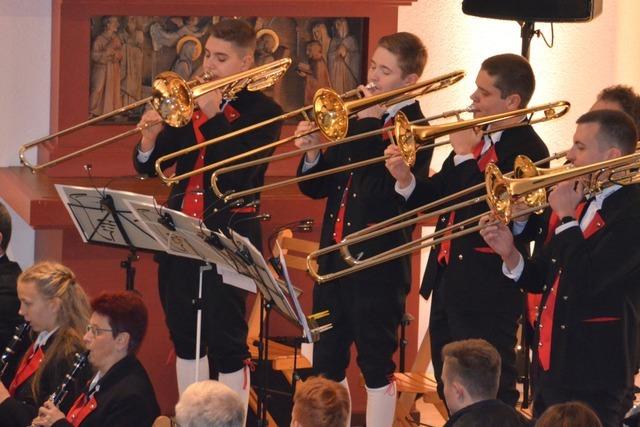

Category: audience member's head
[291, 376, 350, 427]
[591, 85, 640, 132]
[441, 339, 501, 414]
[175, 380, 244, 427]
[0, 200, 12, 256]
[534, 401, 603, 427]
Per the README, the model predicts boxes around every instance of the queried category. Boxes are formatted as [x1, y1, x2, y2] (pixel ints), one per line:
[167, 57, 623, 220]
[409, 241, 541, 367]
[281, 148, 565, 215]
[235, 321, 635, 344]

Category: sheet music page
[55, 184, 163, 251]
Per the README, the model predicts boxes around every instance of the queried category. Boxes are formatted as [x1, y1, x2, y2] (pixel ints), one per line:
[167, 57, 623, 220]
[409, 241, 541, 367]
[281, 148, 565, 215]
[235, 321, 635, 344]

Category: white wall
[0, 0, 51, 267]
[396, 0, 640, 342]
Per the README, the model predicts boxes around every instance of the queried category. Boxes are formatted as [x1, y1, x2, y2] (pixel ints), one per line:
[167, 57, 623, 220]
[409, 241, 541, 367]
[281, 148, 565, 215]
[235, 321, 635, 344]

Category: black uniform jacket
[407, 125, 549, 313]
[52, 355, 160, 427]
[516, 184, 640, 391]
[443, 399, 531, 427]
[0, 332, 90, 427]
[297, 101, 432, 289]
[133, 88, 282, 247]
[0, 255, 22, 351]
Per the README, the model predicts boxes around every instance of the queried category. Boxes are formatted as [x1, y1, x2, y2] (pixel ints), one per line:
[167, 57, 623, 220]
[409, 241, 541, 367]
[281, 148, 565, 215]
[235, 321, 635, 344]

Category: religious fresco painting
[89, 16, 366, 123]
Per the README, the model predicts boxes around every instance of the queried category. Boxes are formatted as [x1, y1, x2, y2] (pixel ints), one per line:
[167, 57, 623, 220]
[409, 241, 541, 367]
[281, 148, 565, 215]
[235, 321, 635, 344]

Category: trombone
[156, 69, 466, 185]
[18, 58, 292, 172]
[306, 151, 640, 283]
[211, 101, 570, 202]
[153, 83, 376, 185]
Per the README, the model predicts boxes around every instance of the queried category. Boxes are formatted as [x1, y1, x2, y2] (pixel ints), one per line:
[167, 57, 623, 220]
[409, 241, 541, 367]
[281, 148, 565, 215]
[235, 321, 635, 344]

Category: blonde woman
[0, 262, 91, 427]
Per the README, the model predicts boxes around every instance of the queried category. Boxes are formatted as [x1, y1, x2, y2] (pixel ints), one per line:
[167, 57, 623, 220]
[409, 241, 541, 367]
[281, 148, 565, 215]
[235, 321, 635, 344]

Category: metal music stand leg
[195, 263, 212, 383]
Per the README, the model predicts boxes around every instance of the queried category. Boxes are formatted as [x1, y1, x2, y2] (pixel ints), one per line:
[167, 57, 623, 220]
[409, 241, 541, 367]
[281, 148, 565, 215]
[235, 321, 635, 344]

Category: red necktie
[182, 111, 209, 219]
[333, 175, 352, 242]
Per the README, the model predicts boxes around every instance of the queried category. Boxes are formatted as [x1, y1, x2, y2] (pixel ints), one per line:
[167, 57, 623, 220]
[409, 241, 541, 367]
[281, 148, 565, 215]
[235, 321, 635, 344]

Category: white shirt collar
[34, 327, 59, 349]
[385, 99, 414, 120]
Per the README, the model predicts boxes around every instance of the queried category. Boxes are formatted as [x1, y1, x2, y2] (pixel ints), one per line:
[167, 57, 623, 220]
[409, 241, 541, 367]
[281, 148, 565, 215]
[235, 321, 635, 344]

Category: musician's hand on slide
[294, 121, 322, 162]
[384, 144, 413, 189]
[478, 215, 521, 270]
[450, 127, 482, 156]
[355, 84, 385, 120]
[31, 400, 65, 427]
[138, 109, 164, 152]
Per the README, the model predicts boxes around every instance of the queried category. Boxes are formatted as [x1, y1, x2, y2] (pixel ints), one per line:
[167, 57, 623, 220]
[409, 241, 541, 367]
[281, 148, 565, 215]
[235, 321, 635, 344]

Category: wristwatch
[559, 215, 576, 225]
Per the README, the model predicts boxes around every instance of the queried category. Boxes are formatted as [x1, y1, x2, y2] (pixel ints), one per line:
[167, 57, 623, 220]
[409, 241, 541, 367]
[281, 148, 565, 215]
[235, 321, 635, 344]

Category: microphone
[230, 213, 271, 228]
[295, 218, 314, 232]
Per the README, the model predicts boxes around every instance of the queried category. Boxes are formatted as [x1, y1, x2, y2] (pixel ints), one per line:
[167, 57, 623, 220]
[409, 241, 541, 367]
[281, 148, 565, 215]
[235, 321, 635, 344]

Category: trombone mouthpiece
[364, 82, 377, 91]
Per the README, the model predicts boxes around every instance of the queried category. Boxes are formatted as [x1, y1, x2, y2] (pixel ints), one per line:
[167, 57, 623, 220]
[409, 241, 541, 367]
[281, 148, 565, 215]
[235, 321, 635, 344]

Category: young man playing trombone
[133, 18, 283, 413]
[294, 32, 432, 426]
[385, 53, 550, 408]
[479, 109, 640, 427]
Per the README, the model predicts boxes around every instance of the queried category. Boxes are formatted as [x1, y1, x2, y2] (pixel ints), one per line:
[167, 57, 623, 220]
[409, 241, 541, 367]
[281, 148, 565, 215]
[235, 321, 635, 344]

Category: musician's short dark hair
[481, 53, 535, 108]
[378, 32, 427, 77]
[208, 19, 256, 53]
[597, 85, 640, 131]
[442, 339, 501, 400]
[535, 401, 603, 427]
[292, 376, 350, 427]
[92, 291, 148, 354]
[577, 109, 638, 155]
[0, 200, 11, 252]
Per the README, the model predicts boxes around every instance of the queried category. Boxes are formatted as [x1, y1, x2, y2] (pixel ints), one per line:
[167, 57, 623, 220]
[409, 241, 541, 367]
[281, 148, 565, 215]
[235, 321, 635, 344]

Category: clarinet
[0, 323, 31, 378]
[49, 351, 90, 406]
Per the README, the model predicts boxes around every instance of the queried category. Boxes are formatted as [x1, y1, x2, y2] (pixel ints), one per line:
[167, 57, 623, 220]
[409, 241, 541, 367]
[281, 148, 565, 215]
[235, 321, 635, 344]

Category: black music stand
[224, 229, 331, 425]
[125, 200, 259, 382]
[56, 184, 164, 291]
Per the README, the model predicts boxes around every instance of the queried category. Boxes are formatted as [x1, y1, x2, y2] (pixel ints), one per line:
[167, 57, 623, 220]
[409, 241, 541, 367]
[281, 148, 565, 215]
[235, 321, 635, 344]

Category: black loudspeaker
[462, 0, 603, 23]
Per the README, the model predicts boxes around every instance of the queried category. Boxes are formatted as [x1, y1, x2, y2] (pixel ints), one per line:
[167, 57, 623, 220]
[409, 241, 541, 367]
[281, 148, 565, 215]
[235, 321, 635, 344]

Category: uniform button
[538, 342, 543, 347]
[596, 221, 602, 227]
[551, 258, 556, 263]
[543, 305, 547, 310]
[337, 186, 341, 190]
[542, 285, 547, 291]
[347, 222, 351, 226]
[192, 213, 197, 217]
[457, 254, 463, 260]
[560, 324, 566, 330]
[538, 227, 543, 235]
[332, 232, 336, 237]
[441, 217, 447, 223]
[336, 218, 341, 222]
[563, 295, 568, 301]
[340, 203, 345, 208]
[539, 324, 543, 329]
[348, 157, 351, 162]
[329, 213, 334, 218]
[442, 250, 448, 254]
[534, 305, 539, 310]
[352, 193, 357, 198]
[350, 172, 354, 176]
[194, 199, 198, 203]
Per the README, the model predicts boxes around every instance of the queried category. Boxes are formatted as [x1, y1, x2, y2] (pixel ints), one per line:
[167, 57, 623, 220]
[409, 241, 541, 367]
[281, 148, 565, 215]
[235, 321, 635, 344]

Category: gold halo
[256, 28, 280, 54]
[176, 35, 203, 61]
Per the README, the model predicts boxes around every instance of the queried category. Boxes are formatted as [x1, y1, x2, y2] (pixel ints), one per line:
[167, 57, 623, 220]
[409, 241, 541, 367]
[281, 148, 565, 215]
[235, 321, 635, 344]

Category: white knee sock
[366, 382, 397, 427]
[339, 377, 352, 426]
[176, 356, 209, 395]
[219, 366, 251, 423]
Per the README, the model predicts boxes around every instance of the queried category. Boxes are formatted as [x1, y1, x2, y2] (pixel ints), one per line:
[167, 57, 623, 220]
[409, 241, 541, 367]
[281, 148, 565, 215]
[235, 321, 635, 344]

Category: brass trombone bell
[313, 70, 466, 140]
[18, 58, 292, 172]
[394, 100, 571, 166]
[485, 151, 640, 223]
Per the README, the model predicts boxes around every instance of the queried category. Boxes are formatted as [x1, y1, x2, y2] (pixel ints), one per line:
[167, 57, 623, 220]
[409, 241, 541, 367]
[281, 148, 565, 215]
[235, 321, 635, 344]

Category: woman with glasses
[31, 291, 160, 427]
[0, 262, 91, 427]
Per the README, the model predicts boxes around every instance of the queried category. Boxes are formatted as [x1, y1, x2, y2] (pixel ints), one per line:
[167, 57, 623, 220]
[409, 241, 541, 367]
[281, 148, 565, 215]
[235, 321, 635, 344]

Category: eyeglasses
[86, 324, 113, 337]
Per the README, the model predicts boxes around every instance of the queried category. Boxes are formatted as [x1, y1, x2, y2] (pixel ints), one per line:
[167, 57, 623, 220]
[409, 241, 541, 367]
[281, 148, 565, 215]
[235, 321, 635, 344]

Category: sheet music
[125, 200, 232, 267]
[55, 185, 163, 251]
[228, 230, 299, 323]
